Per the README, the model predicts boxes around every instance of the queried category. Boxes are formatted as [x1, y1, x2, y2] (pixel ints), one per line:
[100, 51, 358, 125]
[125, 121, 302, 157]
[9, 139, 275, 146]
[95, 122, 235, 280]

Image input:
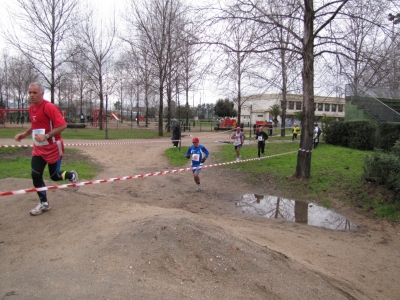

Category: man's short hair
[29, 82, 45, 94]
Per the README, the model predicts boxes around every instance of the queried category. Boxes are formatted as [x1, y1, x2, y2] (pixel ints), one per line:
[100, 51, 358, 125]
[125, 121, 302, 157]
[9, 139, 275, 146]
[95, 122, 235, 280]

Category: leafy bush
[376, 123, 400, 151]
[363, 140, 400, 202]
[347, 121, 376, 150]
[324, 120, 376, 150]
[391, 140, 400, 157]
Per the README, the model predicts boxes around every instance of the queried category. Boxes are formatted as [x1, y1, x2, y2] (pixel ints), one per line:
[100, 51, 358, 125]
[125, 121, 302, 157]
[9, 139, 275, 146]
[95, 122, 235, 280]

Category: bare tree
[209, 17, 260, 125]
[74, 9, 117, 130]
[216, 0, 350, 179]
[4, 0, 80, 103]
[251, 13, 302, 137]
[333, 0, 393, 90]
[180, 23, 211, 130]
[0, 51, 12, 108]
[114, 55, 132, 121]
[8, 55, 39, 110]
[68, 47, 92, 116]
[127, 0, 188, 136]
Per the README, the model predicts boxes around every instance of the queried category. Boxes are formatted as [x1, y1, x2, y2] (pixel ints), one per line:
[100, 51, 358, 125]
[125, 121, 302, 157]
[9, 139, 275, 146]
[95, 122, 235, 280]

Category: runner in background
[254, 126, 268, 159]
[185, 137, 209, 192]
[230, 126, 246, 161]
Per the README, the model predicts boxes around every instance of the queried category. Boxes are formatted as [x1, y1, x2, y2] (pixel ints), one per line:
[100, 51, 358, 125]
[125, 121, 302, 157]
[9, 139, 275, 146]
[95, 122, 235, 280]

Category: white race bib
[32, 129, 49, 146]
[192, 154, 200, 162]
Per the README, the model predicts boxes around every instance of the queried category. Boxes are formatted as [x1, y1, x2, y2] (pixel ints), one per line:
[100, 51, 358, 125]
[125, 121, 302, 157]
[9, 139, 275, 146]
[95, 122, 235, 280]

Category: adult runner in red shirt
[14, 82, 79, 216]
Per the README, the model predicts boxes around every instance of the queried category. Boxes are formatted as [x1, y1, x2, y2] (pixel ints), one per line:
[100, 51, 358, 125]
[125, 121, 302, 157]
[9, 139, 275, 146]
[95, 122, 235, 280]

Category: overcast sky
[1, 0, 222, 105]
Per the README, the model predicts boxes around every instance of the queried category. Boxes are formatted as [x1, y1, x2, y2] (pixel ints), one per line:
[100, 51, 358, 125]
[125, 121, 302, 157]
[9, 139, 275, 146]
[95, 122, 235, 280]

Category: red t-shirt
[30, 100, 66, 164]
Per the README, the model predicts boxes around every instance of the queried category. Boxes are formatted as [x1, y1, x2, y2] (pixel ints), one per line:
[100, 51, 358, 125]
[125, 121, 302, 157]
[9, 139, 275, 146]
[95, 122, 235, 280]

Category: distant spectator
[292, 124, 300, 141]
[268, 124, 273, 136]
[313, 124, 322, 148]
[171, 119, 181, 147]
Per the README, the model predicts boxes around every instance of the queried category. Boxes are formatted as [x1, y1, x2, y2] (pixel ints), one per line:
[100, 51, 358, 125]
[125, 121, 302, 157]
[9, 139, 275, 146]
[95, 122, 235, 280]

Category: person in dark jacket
[171, 119, 181, 147]
[254, 126, 269, 158]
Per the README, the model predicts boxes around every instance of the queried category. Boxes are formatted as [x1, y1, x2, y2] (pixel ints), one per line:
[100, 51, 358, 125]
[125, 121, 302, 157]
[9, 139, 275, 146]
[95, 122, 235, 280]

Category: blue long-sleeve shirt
[185, 145, 209, 167]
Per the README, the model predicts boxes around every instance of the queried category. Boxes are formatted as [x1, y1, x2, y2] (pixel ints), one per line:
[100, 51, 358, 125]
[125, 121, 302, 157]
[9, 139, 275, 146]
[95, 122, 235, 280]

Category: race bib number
[32, 129, 49, 146]
[258, 136, 263, 141]
[235, 134, 241, 143]
[192, 154, 200, 162]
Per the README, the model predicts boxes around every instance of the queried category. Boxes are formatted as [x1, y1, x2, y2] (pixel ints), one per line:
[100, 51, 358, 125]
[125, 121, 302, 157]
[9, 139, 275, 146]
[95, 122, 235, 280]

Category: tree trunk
[158, 77, 164, 136]
[280, 47, 288, 138]
[295, 0, 315, 179]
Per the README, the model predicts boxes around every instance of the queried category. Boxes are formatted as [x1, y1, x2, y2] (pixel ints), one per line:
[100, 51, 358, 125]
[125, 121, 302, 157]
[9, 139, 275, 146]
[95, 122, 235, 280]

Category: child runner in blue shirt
[185, 137, 209, 191]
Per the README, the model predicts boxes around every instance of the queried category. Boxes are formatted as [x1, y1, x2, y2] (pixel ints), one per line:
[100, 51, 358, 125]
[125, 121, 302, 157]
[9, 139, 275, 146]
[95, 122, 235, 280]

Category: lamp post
[249, 103, 253, 138]
[105, 93, 108, 139]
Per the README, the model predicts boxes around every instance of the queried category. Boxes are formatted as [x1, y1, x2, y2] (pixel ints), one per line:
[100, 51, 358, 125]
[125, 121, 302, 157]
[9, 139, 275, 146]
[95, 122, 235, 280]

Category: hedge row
[323, 120, 400, 151]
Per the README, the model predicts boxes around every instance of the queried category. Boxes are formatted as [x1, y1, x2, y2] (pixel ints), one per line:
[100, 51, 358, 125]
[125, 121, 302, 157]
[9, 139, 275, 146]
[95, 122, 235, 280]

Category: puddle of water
[237, 194, 356, 231]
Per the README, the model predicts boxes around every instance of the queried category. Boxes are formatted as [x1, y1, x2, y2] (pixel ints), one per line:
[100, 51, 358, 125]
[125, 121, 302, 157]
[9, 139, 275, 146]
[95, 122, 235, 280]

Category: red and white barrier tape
[0, 139, 191, 148]
[0, 151, 296, 197]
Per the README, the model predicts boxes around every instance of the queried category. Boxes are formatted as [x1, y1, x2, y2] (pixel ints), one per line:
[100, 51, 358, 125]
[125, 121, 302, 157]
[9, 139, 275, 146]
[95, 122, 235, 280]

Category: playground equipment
[136, 115, 145, 122]
[255, 120, 273, 127]
[214, 117, 237, 131]
[111, 112, 121, 122]
[91, 109, 107, 127]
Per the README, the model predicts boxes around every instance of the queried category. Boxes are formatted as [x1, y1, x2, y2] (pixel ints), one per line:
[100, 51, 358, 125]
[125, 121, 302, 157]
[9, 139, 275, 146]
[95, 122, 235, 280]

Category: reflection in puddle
[237, 194, 356, 231]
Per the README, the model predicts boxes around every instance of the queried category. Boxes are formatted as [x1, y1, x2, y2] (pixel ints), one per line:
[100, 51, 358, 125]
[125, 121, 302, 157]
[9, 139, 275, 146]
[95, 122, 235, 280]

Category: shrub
[376, 123, 400, 151]
[391, 140, 400, 157]
[363, 140, 400, 202]
[324, 120, 376, 150]
[347, 121, 376, 150]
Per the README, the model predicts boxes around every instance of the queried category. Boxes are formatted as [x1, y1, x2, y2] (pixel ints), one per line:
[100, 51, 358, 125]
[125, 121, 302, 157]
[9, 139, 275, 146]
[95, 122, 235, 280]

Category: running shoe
[30, 202, 50, 216]
[196, 184, 202, 191]
[70, 170, 79, 191]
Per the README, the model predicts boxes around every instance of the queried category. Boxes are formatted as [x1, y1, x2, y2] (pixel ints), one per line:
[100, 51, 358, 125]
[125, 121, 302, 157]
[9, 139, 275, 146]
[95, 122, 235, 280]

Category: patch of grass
[213, 142, 368, 202]
[0, 147, 99, 181]
[164, 146, 190, 167]
[376, 204, 400, 221]
[0, 127, 161, 140]
[319, 199, 333, 208]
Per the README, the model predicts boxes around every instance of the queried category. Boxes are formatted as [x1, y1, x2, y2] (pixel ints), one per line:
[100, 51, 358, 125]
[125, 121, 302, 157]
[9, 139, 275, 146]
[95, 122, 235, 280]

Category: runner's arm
[15, 125, 33, 142]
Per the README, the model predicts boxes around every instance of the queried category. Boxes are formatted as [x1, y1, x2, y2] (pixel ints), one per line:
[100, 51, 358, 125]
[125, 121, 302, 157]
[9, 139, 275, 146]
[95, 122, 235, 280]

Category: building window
[338, 104, 344, 112]
[295, 102, 302, 110]
[257, 115, 263, 117]
[331, 104, 336, 112]
[324, 103, 330, 111]
[317, 103, 323, 111]
[288, 101, 294, 109]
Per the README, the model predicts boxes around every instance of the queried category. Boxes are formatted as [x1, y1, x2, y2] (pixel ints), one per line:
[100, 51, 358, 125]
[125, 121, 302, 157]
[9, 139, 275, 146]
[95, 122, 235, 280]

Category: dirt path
[0, 133, 399, 300]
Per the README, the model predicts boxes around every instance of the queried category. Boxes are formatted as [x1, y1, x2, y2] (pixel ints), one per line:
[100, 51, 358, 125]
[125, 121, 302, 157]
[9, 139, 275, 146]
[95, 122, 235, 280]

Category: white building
[238, 94, 345, 126]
